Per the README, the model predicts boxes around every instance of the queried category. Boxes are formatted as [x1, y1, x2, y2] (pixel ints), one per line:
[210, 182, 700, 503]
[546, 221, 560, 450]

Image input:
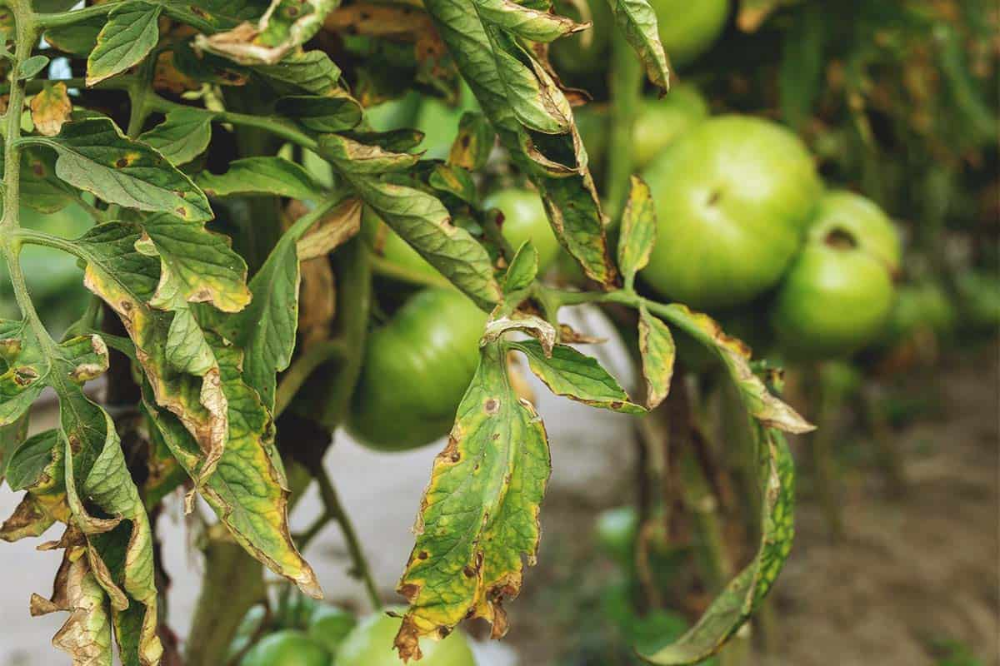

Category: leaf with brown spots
[637, 305, 674, 409]
[25, 118, 212, 222]
[29, 82, 72, 137]
[396, 340, 550, 661]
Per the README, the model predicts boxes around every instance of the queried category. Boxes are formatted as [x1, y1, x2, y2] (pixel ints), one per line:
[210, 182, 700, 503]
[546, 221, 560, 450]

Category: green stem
[605, 27, 643, 220]
[273, 339, 348, 419]
[370, 255, 452, 290]
[33, 3, 115, 29]
[314, 465, 382, 610]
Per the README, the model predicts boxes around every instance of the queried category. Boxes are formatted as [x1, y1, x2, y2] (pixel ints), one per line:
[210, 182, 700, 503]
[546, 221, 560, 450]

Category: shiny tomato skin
[336, 608, 477, 666]
[632, 85, 710, 170]
[240, 630, 331, 666]
[348, 289, 488, 451]
[641, 115, 823, 309]
[647, 0, 730, 67]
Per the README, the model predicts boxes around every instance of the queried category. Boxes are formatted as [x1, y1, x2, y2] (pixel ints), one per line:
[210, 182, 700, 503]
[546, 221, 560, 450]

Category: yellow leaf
[29, 82, 72, 137]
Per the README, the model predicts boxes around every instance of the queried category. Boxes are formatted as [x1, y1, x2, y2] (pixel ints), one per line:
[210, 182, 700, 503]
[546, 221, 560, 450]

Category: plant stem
[605, 27, 643, 220]
[314, 465, 382, 610]
[33, 2, 115, 29]
[274, 339, 348, 418]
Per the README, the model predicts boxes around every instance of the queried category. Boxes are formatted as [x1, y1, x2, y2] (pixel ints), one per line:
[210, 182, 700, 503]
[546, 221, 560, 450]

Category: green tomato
[348, 289, 488, 451]
[772, 192, 900, 359]
[631, 85, 710, 171]
[648, 0, 729, 67]
[641, 115, 823, 309]
[307, 605, 357, 656]
[227, 605, 268, 663]
[337, 608, 477, 666]
[549, 0, 613, 75]
[881, 281, 956, 347]
[362, 208, 442, 280]
[240, 630, 331, 666]
[484, 188, 560, 272]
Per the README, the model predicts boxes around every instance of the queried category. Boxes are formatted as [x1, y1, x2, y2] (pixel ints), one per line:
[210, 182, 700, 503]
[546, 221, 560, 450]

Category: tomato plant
[0, 0, 993, 665]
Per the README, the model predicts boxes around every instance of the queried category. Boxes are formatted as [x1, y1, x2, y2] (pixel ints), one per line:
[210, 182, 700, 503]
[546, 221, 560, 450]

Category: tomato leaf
[321, 135, 502, 309]
[396, 340, 550, 661]
[424, 0, 617, 286]
[197, 156, 326, 200]
[252, 50, 343, 96]
[27, 118, 212, 222]
[0, 412, 30, 486]
[511, 339, 645, 413]
[448, 112, 496, 171]
[86, 1, 162, 85]
[29, 82, 72, 137]
[142, 342, 321, 598]
[617, 175, 657, 290]
[275, 93, 363, 132]
[604, 0, 670, 92]
[196, 0, 340, 65]
[658, 304, 815, 433]
[639, 426, 795, 664]
[139, 110, 214, 166]
[637, 305, 674, 409]
[504, 241, 538, 294]
[16, 55, 49, 80]
[477, 0, 586, 42]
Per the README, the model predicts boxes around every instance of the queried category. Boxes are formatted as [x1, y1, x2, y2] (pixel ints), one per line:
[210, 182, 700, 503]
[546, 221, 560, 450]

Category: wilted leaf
[448, 112, 496, 170]
[196, 0, 339, 65]
[478, 0, 586, 42]
[275, 92, 363, 132]
[139, 110, 214, 166]
[197, 156, 325, 200]
[617, 175, 657, 289]
[504, 241, 538, 294]
[637, 305, 674, 409]
[657, 304, 814, 434]
[296, 197, 362, 260]
[511, 339, 645, 413]
[28, 118, 212, 222]
[396, 341, 550, 661]
[604, 0, 670, 92]
[30, 548, 114, 666]
[321, 136, 502, 309]
[252, 50, 342, 96]
[29, 82, 72, 137]
[423, 0, 616, 286]
[86, 1, 162, 85]
[640, 426, 795, 664]
[142, 342, 321, 597]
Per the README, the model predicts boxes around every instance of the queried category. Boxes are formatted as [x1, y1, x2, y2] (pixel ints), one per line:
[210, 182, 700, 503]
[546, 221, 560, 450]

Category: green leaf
[503, 241, 538, 294]
[617, 175, 657, 289]
[511, 339, 645, 413]
[136, 213, 251, 313]
[637, 305, 674, 409]
[1, 426, 67, 542]
[86, 1, 162, 85]
[0, 412, 30, 485]
[162, 0, 269, 33]
[657, 304, 814, 434]
[252, 50, 343, 96]
[143, 342, 321, 597]
[196, 156, 325, 200]
[196, 0, 340, 65]
[44, 16, 104, 55]
[476, 0, 586, 42]
[30, 118, 213, 222]
[17, 55, 49, 80]
[321, 136, 502, 308]
[275, 93, 363, 132]
[77, 223, 229, 481]
[448, 112, 496, 171]
[395, 341, 550, 661]
[220, 199, 351, 410]
[20, 149, 77, 213]
[604, 0, 670, 92]
[639, 426, 795, 664]
[428, 164, 478, 205]
[423, 0, 617, 286]
[139, 110, 214, 166]
[4, 429, 58, 492]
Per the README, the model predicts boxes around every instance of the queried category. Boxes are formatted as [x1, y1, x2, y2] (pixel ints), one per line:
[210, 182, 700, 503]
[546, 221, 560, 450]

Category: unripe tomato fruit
[362, 208, 440, 279]
[484, 188, 560, 272]
[631, 85, 710, 171]
[641, 115, 823, 309]
[348, 289, 488, 451]
[647, 0, 729, 67]
[549, 0, 613, 75]
[772, 191, 900, 359]
[336, 608, 477, 666]
[308, 605, 358, 655]
[240, 630, 331, 666]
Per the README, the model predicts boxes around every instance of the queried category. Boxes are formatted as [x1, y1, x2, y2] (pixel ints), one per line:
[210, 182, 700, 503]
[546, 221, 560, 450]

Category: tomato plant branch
[314, 464, 382, 610]
[605, 27, 644, 219]
[274, 339, 349, 419]
[32, 2, 116, 29]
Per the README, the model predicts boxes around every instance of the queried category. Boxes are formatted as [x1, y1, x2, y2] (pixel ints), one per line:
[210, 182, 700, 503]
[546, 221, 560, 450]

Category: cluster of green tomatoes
[233, 596, 476, 666]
